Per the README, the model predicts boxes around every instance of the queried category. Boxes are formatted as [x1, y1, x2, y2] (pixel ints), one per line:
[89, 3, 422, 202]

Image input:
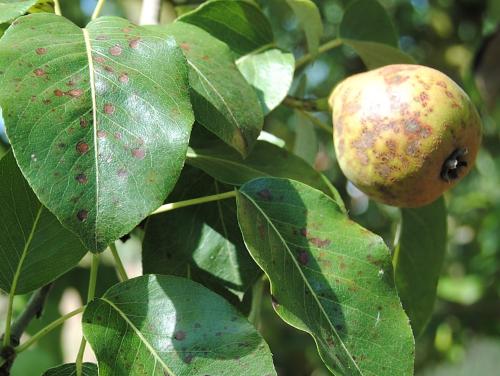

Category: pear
[329, 64, 482, 208]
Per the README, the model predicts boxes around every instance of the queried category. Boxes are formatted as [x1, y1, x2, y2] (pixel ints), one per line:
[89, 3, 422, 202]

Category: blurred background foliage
[0, 0, 499, 375]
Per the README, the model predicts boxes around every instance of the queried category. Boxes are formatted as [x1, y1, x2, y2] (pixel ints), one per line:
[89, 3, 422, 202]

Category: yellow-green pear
[329, 64, 482, 207]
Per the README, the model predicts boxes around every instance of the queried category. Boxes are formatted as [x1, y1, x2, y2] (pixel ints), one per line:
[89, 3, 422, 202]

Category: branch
[0, 284, 53, 374]
[139, 0, 162, 25]
[282, 96, 330, 113]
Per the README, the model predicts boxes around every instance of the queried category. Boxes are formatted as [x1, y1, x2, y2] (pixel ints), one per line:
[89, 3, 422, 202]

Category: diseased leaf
[143, 167, 259, 300]
[236, 177, 414, 375]
[237, 48, 294, 114]
[0, 0, 37, 23]
[285, 0, 323, 55]
[42, 363, 97, 376]
[393, 197, 447, 337]
[0, 14, 194, 252]
[83, 275, 277, 376]
[178, 0, 273, 56]
[152, 22, 263, 156]
[339, 0, 415, 68]
[187, 139, 335, 198]
[0, 151, 87, 295]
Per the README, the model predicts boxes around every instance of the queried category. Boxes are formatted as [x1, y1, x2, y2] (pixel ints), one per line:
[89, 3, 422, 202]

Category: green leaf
[143, 167, 259, 300]
[0, 0, 37, 23]
[339, 0, 415, 68]
[342, 40, 415, 69]
[187, 139, 336, 198]
[0, 14, 194, 252]
[154, 22, 263, 156]
[178, 0, 273, 56]
[237, 48, 294, 114]
[236, 178, 414, 375]
[83, 275, 276, 376]
[285, 0, 323, 55]
[393, 197, 447, 337]
[0, 151, 87, 295]
[42, 363, 97, 376]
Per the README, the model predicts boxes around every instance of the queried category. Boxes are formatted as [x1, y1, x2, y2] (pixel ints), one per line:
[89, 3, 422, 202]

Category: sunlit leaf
[83, 275, 276, 376]
[0, 14, 194, 252]
[237, 48, 294, 114]
[178, 0, 273, 55]
[0, 151, 86, 295]
[237, 177, 414, 375]
[394, 197, 447, 336]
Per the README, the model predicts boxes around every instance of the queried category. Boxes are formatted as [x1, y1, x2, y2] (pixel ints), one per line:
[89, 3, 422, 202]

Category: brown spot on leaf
[67, 89, 83, 98]
[109, 44, 122, 56]
[104, 65, 114, 73]
[310, 237, 331, 248]
[35, 47, 47, 55]
[96, 35, 109, 40]
[132, 148, 145, 159]
[297, 250, 309, 265]
[42, 99, 51, 105]
[97, 130, 107, 138]
[94, 56, 105, 64]
[118, 73, 129, 83]
[54, 89, 64, 97]
[76, 141, 89, 154]
[77, 209, 88, 222]
[129, 38, 140, 49]
[104, 103, 115, 114]
[117, 169, 127, 178]
[180, 42, 190, 51]
[75, 173, 88, 184]
[174, 331, 186, 341]
[33, 68, 45, 77]
[80, 118, 88, 128]
[257, 189, 272, 201]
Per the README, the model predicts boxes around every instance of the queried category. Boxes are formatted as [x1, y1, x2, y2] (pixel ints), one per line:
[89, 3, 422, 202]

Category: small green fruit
[329, 64, 482, 208]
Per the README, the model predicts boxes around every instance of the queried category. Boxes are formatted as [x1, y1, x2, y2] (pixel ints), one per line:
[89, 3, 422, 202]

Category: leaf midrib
[100, 297, 175, 376]
[239, 190, 363, 375]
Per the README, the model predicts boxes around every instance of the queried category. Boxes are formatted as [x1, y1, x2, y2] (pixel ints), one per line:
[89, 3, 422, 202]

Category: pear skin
[329, 64, 482, 207]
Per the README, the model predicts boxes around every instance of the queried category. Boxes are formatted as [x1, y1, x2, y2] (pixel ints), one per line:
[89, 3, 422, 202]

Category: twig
[295, 38, 343, 70]
[282, 96, 330, 113]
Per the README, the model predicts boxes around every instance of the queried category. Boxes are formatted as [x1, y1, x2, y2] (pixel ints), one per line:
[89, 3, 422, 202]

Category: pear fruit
[329, 64, 482, 208]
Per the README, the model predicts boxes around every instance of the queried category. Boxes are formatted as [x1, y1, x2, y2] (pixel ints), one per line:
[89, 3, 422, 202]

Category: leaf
[236, 177, 414, 375]
[83, 275, 277, 376]
[339, 0, 415, 68]
[393, 197, 447, 337]
[186, 139, 335, 198]
[0, 14, 194, 252]
[285, 0, 323, 55]
[42, 363, 97, 376]
[0, 151, 87, 295]
[178, 0, 274, 56]
[0, 0, 37, 23]
[342, 40, 415, 69]
[143, 167, 259, 300]
[152, 22, 263, 157]
[237, 48, 294, 114]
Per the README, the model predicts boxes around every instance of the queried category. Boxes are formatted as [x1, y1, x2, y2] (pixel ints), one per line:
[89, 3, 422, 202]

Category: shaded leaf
[154, 22, 263, 156]
[83, 275, 276, 376]
[0, 0, 37, 23]
[187, 139, 335, 197]
[143, 167, 259, 300]
[393, 197, 447, 337]
[0, 14, 194, 252]
[236, 177, 414, 375]
[339, 0, 415, 68]
[0, 151, 86, 295]
[237, 48, 294, 114]
[178, 0, 273, 56]
[42, 363, 97, 376]
[285, 0, 323, 55]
